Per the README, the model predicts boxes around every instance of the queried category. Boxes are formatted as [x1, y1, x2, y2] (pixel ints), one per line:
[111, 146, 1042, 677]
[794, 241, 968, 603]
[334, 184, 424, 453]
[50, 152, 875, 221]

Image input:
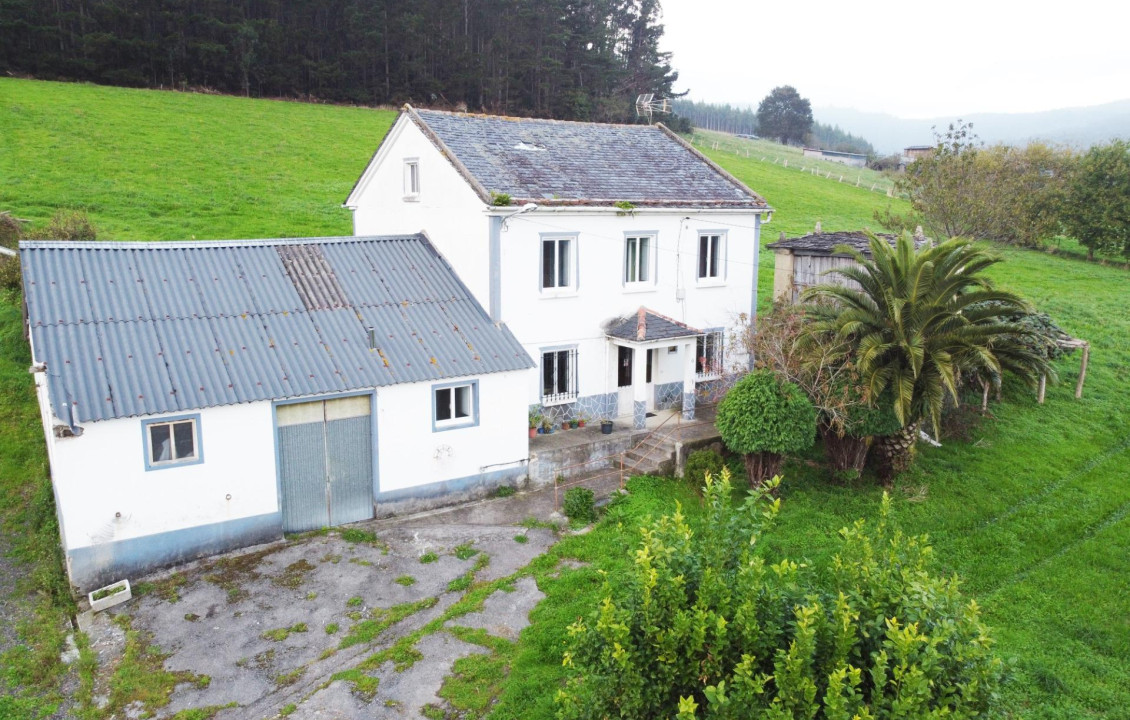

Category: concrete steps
[611, 435, 678, 476]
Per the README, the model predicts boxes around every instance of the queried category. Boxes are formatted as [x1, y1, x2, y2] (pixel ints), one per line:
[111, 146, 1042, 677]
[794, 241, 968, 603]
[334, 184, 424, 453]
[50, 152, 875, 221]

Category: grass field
[2, 78, 1128, 719]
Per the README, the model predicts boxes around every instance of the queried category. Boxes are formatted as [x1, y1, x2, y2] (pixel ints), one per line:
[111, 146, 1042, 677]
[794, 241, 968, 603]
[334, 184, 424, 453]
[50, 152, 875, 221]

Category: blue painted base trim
[374, 464, 528, 515]
[68, 511, 282, 593]
[682, 391, 696, 420]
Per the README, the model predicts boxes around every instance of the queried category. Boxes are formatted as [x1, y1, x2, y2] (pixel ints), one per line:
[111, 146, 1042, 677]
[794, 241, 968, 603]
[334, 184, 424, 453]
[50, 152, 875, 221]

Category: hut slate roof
[606, 307, 703, 343]
[396, 107, 769, 209]
[767, 231, 899, 257]
[20, 234, 533, 424]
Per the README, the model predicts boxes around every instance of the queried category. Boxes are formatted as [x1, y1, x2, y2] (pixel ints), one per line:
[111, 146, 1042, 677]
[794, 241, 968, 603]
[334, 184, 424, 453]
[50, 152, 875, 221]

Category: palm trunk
[871, 422, 918, 483]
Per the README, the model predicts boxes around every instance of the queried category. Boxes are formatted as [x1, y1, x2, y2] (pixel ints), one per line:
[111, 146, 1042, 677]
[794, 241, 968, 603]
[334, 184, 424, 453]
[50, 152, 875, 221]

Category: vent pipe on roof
[367, 327, 377, 350]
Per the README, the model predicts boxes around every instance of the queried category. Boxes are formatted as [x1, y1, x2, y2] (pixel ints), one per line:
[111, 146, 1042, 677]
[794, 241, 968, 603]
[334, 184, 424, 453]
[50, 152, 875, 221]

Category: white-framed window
[541, 235, 575, 291]
[433, 381, 478, 431]
[403, 158, 420, 200]
[541, 348, 578, 404]
[697, 232, 725, 281]
[623, 234, 656, 286]
[696, 331, 724, 379]
[142, 414, 202, 470]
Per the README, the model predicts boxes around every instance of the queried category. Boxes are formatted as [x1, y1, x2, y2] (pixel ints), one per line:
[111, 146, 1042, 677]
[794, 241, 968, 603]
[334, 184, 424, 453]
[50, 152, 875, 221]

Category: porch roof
[605, 307, 703, 343]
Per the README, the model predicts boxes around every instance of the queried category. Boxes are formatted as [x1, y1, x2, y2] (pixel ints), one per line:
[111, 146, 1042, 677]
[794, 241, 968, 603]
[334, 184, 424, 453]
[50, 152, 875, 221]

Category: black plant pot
[600, 420, 613, 435]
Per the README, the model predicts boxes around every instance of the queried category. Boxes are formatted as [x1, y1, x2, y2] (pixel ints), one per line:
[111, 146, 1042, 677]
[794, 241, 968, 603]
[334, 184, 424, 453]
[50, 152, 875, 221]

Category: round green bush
[563, 487, 596, 525]
[716, 370, 816, 486]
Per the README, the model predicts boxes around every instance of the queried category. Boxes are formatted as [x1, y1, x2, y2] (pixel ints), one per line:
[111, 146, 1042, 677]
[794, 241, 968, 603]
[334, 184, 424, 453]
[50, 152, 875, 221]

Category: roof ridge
[414, 106, 662, 131]
[19, 234, 427, 251]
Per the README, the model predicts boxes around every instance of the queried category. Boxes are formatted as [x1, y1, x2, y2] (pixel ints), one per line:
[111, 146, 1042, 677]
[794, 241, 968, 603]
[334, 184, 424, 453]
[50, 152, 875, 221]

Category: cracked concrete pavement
[90, 518, 560, 719]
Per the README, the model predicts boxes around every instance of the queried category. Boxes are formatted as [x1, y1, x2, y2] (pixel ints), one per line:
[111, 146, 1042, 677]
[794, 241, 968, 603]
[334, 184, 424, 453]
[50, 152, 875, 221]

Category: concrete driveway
[83, 510, 567, 719]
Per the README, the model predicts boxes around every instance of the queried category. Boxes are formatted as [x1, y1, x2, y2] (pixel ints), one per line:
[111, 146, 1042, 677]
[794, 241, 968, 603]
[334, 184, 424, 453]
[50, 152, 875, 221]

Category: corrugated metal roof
[767, 231, 926, 257]
[21, 235, 533, 424]
[410, 109, 769, 209]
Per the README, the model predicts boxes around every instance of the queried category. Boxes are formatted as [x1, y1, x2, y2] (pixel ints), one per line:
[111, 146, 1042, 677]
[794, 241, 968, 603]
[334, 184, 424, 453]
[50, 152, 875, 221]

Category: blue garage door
[277, 395, 374, 533]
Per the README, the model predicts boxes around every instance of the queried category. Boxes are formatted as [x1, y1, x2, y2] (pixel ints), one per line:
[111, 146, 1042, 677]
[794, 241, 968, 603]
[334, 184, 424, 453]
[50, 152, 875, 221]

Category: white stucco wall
[374, 370, 530, 493]
[348, 115, 491, 309]
[500, 209, 760, 405]
[46, 401, 279, 551]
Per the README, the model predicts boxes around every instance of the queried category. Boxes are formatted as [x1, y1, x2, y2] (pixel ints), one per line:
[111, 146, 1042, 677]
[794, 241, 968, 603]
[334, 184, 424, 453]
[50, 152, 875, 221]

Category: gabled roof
[767, 230, 899, 257]
[606, 307, 703, 343]
[350, 105, 769, 210]
[21, 235, 533, 424]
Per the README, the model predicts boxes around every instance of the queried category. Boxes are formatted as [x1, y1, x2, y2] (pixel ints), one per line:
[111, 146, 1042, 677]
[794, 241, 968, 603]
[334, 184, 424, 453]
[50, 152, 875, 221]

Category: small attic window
[403, 158, 420, 200]
[514, 142, 546, 152]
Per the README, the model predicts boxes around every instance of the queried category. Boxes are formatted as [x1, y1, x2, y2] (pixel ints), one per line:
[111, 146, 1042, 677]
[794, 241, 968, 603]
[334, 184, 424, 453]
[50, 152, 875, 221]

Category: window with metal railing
[696, 331, 724, 379]
[542, 348, 578, 404]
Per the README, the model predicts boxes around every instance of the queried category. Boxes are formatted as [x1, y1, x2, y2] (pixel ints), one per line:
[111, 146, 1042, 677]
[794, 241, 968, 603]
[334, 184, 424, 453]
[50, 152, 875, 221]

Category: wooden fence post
[1075, 344, 1090, 398]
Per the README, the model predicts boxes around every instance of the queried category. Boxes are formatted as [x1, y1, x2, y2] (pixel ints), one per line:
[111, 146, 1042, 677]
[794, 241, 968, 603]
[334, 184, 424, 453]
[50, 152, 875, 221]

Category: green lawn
[1, 78, 1128, 719]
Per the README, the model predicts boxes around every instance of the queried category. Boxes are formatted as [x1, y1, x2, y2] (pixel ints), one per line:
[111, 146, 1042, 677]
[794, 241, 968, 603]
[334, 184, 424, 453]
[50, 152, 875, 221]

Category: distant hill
[816, 100, 1130, 154]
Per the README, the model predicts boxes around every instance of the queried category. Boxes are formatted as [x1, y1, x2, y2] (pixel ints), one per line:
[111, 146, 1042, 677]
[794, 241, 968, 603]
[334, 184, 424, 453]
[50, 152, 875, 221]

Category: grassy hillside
[2, 78, 1128, 719]
[1, 78, 395, 240]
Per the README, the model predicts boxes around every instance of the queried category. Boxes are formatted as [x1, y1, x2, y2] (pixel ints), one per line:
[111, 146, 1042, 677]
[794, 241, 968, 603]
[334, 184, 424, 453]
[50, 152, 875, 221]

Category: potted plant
[542, 418, 554, 435]
[600, 418, 614, 435]
[577, 415, 587, 428]
[529, 412, 541, 439]
[570, 418, 580, 429]
[562, 419, 571, 431]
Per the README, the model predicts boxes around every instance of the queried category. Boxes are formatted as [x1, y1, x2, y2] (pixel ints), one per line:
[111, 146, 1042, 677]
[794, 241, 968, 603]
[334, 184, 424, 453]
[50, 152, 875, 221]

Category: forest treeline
[672, 98, 875, 154]
[0, 0, 679, 121]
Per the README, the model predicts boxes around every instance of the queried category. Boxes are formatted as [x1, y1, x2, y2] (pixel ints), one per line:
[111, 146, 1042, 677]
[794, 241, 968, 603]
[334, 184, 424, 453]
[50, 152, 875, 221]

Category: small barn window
[433, 381, 478, 431]
[142, 414, 203, 470]
[403, 159, 420, 200]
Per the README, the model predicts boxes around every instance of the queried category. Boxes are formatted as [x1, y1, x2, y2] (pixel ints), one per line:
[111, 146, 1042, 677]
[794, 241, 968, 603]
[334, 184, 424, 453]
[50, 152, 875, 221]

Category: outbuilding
[21, 234, 533, 591]
[767, 228, 899, 302]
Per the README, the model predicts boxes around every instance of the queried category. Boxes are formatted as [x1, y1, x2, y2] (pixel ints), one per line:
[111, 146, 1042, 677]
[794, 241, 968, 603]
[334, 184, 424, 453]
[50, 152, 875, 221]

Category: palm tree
[801, 232, 1052, 477]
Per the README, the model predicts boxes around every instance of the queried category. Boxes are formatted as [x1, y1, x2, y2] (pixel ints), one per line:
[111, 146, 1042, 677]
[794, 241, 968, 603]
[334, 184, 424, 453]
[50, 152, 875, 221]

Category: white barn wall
[51, 401, 278, 550]
[373, 370, 531, 507]
[48, 401, 281, 591]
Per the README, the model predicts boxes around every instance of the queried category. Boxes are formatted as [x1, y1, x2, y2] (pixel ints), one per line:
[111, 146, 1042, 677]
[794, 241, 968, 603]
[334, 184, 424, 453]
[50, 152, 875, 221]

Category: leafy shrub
[557, 468, 1003, 720]
[683, 449, 724, 488]
[715, 370, 816, 486]
[36, 209, 97, 241]
[562, 487, 596, 525]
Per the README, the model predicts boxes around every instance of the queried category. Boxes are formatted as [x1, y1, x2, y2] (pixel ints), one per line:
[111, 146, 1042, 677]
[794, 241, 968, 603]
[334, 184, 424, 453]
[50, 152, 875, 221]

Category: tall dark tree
[756, 85, 812, 145]
[0, 0, 681, 123]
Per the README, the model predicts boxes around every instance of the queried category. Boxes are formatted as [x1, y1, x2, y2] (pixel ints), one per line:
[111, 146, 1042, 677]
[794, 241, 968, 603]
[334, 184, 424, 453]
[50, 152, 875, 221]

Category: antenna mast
[635, 93, 671, 124]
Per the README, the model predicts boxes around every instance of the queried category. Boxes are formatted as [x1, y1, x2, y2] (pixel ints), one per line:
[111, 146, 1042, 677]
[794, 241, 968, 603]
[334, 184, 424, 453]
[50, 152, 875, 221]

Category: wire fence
[690, 133, 907, 199]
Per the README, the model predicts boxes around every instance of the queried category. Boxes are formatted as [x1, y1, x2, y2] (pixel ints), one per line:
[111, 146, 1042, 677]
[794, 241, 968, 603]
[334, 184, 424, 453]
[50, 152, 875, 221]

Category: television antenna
[635, 93, 671, 124]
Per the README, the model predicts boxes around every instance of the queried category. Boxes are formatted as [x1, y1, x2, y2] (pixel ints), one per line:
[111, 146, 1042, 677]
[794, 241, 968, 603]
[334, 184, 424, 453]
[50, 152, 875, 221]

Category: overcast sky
[660, 0, 1130, 118]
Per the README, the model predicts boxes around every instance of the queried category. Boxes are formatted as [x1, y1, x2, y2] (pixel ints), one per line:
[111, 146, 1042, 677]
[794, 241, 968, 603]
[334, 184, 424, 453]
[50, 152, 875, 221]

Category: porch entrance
[617, 346, 654, 416]
[276, 395, 375, 533]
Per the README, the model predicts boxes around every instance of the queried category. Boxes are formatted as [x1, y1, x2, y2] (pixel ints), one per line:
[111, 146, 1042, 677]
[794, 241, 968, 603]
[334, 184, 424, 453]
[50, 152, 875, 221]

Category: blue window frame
[432, 380, 479, 432]
[141, 413, 204, 471]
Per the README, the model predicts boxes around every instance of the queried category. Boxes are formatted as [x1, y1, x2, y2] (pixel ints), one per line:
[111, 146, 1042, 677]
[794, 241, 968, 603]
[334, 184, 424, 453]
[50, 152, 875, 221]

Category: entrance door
[277, 395, 374, 533]
[616, 346, 655, 415]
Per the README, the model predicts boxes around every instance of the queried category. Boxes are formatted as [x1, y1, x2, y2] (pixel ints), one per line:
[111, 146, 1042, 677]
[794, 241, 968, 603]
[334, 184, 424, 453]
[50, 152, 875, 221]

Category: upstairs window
[143, 415, 202, 470]
[541, 236, 574, 290]
[542, 348, 578, 404]
[696, 331, 724, 378]
[434, 382, 477, 430]
[624, 235, 654, 285]
[698, 233, 724, 280]
[403, 159, 420, 200]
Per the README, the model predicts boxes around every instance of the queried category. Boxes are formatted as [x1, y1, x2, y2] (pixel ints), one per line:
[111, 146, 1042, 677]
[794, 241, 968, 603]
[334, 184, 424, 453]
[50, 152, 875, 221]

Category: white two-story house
[346, 107, 771, 431]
